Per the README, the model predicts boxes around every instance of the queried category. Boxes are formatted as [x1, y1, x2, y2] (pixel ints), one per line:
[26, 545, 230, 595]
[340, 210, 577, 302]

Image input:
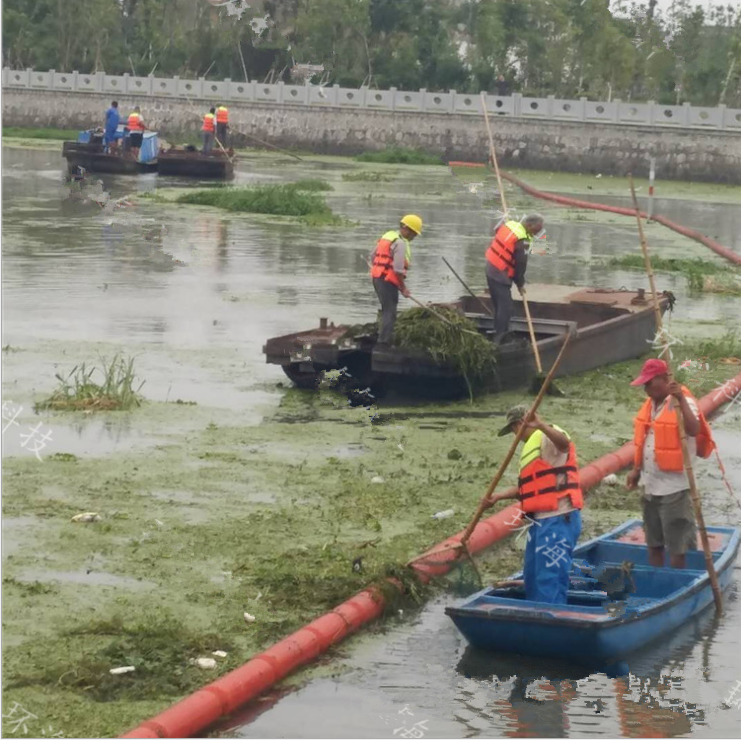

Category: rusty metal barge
[262, 286, 671, 397]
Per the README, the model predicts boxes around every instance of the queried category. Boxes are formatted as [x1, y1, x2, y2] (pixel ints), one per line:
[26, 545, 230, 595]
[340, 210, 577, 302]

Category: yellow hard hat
[400, 214, 423, 235]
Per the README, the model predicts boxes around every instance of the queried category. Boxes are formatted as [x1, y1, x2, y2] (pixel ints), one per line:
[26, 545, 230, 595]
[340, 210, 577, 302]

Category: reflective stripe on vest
[370, 230, 410, 288]
[216, 106, 229, 124]
[202, 113, 216, 132]
[486, 220, 530, 279]
[633, 386, 715, 472]
[127, 113, 144, 131]
[517, 426, 583, 514]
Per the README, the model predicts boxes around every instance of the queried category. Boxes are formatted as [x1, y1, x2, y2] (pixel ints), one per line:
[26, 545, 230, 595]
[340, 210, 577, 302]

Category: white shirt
[641, 395, 699, 497]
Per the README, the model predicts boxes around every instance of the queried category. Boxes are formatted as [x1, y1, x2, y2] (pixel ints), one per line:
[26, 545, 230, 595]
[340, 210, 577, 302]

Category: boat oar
[407, 295, 480, 336]
[628, 174, 723, 616]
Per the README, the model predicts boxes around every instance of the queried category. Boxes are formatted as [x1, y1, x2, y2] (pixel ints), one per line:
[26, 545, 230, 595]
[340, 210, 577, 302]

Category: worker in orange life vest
[215, 105, 229, 148]
[202, 108, 216, 153]
[126, 106, 146, 157]
[485, 214, 544, 343]
[483, 405, 583, 604]
[369, 214, 422, 346]
[626, 358, 715, 569]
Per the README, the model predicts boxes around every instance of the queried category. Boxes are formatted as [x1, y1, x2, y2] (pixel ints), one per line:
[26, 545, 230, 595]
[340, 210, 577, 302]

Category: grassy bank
[3, 332, 740, 737]
[3, 126, 79, 140]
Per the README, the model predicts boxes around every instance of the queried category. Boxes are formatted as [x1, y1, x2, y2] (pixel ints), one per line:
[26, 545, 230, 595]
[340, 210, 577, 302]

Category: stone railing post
[390, 87, 397, 111]
[682, 102, 691, 127]
[718, 104, 726, 130]
[123, 72, 130, 93]
[48, 68, 55, 89]
[612, 98, 621, 122]
[449, 89, 457, 114]
[546, 94, 555, 117]
[173, 75, 180, 98]
[277, 80, 285, 103]
[512, 92, 522, 117]
[420, 88, 427, 112]
[26, 67, 33, 88]
[72, 70, 79, 91]
[648, 100, 656, 125]
[1, 67, 7, 86]
[224, 77, 231, 100]
[579, 96, 587, 121]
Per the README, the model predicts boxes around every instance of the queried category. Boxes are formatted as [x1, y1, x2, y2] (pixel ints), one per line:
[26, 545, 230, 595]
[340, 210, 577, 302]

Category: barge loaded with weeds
[263, 285, 672, 398]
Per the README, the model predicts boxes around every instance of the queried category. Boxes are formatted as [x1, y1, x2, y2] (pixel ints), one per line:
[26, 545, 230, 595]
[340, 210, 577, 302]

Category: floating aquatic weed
[393, 306, 497, 398]
[355, 147, 445, 166]
[35, 354, 145, 412]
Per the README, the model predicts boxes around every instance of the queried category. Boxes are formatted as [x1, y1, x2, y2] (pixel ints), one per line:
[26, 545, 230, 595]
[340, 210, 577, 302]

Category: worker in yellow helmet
[369, 214, 422, 346]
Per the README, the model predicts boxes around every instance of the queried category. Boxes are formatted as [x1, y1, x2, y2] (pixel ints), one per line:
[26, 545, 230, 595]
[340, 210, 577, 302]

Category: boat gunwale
[445, 519, 740, 632]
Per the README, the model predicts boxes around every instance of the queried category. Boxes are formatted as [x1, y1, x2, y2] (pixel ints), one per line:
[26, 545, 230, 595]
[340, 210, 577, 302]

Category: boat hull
[445, 520, 739, 665]
[263, 287, 671, 396]
[157, 150, 235, 179]
[63, 142, 156, 175]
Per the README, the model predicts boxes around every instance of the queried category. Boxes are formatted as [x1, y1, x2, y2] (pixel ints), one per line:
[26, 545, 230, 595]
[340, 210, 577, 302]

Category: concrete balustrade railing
[3, 67, 740, 131]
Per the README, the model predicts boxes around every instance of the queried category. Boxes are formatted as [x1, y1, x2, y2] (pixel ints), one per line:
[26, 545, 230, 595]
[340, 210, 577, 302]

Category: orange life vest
[370, 230, 408, 289]
[486, 221, 526, 279]
[216, 106, 229, 124]
[127, 112, 145, 131]
[202, 113, 216, 133]
[633, 386, 715, 472]
[518, 436, 584, 514]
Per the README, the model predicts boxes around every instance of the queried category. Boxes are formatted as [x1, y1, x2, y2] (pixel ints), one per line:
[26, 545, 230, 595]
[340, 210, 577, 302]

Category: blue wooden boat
[445, 520, 738, 665]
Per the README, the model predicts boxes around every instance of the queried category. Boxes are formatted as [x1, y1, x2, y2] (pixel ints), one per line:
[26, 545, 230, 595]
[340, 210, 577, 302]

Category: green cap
[498, 405, 529, 437]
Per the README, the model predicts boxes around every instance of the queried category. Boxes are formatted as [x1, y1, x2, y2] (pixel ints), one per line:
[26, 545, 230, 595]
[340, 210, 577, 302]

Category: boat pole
[481, 92, 508, 215]
[629, 174, 723, 616]
[456, 330, 572, 551]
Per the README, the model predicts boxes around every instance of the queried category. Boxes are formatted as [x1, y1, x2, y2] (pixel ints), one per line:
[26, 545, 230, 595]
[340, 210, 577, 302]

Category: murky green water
[2, 144, 740, 738]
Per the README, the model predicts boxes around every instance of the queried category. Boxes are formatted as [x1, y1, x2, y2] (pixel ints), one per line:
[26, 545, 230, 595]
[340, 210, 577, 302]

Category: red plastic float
[121, 373, 741, 738]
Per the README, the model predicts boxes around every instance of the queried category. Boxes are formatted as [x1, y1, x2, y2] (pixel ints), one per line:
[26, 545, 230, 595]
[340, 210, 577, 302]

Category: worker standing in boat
[485, 214, 544, 343]
[103, 101, 120, 151]
[370, 214, 422, 346]
[127, 106, 146, 158]
[216, 104, 229, 148]
[202, 108, 216, 154]
[484, 406, 583, 604]
[626, 359, 714, 569]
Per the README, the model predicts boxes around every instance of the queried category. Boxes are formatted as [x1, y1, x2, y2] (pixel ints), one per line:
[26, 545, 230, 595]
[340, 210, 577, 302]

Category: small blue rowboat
[446, 519, 739, 665]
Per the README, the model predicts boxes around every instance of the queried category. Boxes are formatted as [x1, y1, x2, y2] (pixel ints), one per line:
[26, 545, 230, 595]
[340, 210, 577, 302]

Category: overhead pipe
[121, 373, 741, 738]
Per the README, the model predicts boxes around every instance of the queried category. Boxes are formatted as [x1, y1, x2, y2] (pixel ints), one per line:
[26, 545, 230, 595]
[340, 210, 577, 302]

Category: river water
[2, 144, 740, 738]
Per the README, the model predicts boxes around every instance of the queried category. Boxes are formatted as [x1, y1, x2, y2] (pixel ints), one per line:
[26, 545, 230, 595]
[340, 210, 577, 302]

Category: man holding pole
[484, 406, 583, 604]
[626, 359, 715, 569]
[485, 214, 544, 344]
[370, 214, 422, 346]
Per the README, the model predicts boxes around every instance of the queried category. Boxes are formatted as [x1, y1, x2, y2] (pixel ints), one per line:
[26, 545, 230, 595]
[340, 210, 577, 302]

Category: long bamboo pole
[628, 174, 722, 616]
[480, 91, 508, 214]
[442, 256, 493, 316]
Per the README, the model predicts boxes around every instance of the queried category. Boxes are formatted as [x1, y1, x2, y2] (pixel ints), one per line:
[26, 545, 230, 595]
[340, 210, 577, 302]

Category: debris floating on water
[371, 476, 385, 484]
[191, 657, 217, 669]
[71, 512, 102, 523]
[109, 666, 136, 675]
[603, 474, 619, 486]
[212, 650, 228, 658]
[243, 612, 256, 623]
[432, 509, 455, 520]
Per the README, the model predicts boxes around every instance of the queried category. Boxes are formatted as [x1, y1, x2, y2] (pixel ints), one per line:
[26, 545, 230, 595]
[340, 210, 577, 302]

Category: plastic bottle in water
[431, 509, 455, 520]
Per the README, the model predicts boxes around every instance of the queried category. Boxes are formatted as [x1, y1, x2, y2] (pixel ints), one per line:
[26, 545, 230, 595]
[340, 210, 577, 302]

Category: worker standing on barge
[370, 215, 422, 346]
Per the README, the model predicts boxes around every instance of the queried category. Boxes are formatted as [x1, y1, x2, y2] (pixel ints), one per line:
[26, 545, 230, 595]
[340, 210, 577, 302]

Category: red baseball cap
[630, 358, 669, 386]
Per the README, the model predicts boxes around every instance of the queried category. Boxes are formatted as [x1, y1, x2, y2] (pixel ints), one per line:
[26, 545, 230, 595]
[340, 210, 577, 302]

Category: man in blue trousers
[483, 406, 583, 604]
[104, 100, 120, 151]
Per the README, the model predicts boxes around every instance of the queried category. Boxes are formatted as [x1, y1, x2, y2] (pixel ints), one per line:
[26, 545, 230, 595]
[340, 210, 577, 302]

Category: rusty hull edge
[121, 373, 741, 738]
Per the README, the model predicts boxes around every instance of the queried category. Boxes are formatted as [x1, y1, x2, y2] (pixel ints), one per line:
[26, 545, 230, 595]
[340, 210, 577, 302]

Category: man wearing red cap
[626, 358, 715, 568]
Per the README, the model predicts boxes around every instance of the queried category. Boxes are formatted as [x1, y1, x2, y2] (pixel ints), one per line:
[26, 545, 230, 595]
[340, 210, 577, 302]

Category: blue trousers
[524, 510, 582, 604]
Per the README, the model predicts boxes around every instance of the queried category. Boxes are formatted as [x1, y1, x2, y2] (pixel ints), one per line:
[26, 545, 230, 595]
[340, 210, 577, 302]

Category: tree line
[3, 0, 740, 106]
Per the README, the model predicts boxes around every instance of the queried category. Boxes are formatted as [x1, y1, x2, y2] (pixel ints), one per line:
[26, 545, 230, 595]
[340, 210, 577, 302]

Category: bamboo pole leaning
[628, 174, 723, 616]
